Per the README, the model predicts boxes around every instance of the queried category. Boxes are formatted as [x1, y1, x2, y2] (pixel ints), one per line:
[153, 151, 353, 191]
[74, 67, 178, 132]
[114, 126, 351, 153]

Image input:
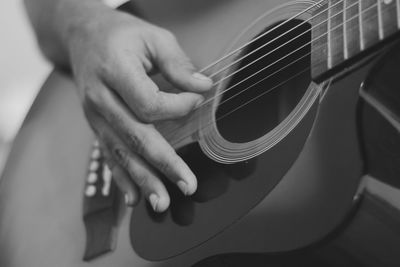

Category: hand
[67, 6, 213, 212]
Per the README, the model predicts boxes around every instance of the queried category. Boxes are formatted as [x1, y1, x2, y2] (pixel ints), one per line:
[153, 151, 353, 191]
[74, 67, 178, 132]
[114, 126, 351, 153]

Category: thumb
[151, 32, 213, 93]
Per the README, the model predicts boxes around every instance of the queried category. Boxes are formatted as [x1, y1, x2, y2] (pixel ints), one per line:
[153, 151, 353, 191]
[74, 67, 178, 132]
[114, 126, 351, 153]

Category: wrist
[54, 0, 111, 60]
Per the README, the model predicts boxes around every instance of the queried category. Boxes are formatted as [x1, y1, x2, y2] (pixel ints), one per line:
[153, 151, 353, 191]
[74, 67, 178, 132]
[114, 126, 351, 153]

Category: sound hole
[216, 19, 311, 143]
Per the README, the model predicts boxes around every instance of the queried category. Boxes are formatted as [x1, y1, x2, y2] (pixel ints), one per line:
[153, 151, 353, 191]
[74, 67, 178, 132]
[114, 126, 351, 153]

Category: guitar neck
[311, 0, 400, 82]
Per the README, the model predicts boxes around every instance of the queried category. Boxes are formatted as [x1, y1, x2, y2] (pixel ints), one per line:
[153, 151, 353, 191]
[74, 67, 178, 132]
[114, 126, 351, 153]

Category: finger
[151, 31, 213, 93]
[89, 110, 171, 212]
[102, 149, 140, 207]
[93, 88, 198, 196]
[103, 59, 205, 122]
[113, 148, 171, 212]
[114, 165, 140, 207]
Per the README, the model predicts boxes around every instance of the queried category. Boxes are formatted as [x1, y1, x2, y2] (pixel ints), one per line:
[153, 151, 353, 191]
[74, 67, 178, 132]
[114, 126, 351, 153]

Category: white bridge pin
[87, 172, 98, 184]
[85, 185, 97, 197]
[91, 148, 101, 160]
[89, 161, 100, 172]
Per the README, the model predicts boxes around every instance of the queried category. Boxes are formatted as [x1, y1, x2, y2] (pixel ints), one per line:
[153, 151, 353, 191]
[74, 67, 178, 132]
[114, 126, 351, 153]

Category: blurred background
[0, 0, 51, 175]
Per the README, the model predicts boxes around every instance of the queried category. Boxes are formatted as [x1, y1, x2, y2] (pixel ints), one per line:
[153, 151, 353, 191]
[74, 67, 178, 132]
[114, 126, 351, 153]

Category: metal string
[164, 2, 388, 147]
[196, 0, 327, 75]
[205, 0, 348, 80]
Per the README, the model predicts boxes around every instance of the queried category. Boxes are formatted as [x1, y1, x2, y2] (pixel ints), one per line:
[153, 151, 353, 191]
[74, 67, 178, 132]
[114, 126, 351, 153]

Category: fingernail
[124, 194, 135, 207]
[177, 180, 189, 195]
[149, 193, 159, 211]
[192, 72, 212, 82]
[124, 193, 134, 206]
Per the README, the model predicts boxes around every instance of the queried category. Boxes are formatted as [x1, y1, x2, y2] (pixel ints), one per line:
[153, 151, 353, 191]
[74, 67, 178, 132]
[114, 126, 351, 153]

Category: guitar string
[160, 1, 366, 141]
[165, 4, 388, 147]
[168, 68, 309, 146]
[205, 0, 349, 79]
[197, 0, 326, 74]
[195, 0, 371, 111]
[166, 2, 385, 144]
[194, 2, 373, 112]
[163, 2, 382, 138]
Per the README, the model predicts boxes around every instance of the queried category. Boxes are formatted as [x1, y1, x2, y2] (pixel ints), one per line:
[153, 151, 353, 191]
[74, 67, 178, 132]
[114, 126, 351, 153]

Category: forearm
[24, 0, 109, 69]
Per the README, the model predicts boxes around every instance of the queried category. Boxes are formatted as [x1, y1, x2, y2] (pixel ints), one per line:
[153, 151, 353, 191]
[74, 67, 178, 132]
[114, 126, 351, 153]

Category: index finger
[104, 59, 204, 122]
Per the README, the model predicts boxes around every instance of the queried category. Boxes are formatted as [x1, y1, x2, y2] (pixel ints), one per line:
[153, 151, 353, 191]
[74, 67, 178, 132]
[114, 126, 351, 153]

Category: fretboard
[311, 0, 400, 82]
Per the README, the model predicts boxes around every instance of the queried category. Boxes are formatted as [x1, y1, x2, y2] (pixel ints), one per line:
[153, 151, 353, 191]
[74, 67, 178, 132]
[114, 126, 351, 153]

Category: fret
[361, 0, 380, 49]
[327, 1, 332, 68]
[311, 2, 329, 79]
[346, 0, 361, 58]
[343, 2, 348, 59]
[329, 0, 345, 66]
[396, 0, 400, 29]
[377, 0, 384, 39]
[359, 0, 365, 50]
[380, 0, 399, 38]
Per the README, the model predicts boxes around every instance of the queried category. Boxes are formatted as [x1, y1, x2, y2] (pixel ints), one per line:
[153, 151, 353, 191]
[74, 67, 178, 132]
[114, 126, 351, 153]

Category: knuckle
[135, 173, 148, 188]
[84, 86, 104, 108]
[157, 160, 173, 175]
[179, 57, 195, 71]
[157, 154, 180, 176]
[112, 146, 129, 168]
[164, 57, 183, 71]
[125, 130, 146, 155]
[138, 100, 161, 122]
[111, 112, 124, 126]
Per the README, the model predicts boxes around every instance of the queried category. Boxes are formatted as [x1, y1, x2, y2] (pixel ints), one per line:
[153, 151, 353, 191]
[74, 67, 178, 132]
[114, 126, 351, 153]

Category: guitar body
[3, 0, 395, 266]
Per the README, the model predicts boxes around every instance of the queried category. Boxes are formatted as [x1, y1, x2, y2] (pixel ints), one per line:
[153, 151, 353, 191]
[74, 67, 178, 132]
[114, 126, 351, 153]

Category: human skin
[24, 0, 213, 212]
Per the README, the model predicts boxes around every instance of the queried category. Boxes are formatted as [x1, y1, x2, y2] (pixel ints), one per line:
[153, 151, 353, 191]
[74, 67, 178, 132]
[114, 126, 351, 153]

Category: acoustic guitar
[1, 0, 400, 266]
